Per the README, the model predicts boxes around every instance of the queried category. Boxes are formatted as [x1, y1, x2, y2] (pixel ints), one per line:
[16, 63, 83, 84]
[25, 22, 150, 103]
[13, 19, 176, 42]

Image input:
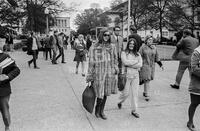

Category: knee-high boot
[95, 98, 102, 118]
[100, 96, 107, 120]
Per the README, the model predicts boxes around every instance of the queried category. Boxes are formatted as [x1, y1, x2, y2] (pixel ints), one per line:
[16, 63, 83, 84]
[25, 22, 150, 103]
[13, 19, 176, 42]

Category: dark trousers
[29, 50, 38, 68]
[52, 48, 57, 64]
[45, 48, 52, 60]
[175, 61, 190, 85]
[56, 47, 65, 62]
[0, 95, 11, 128]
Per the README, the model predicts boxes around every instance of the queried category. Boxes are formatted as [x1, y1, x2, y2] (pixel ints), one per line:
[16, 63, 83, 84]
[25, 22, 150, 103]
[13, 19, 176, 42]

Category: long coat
[139, 44, 160, 82]
[0, 52, 20, 96]
[86, 43, 118, 98]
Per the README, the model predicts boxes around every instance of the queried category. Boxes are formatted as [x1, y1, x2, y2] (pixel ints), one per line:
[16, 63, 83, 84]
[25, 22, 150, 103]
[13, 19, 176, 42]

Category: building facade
[51, 17, 70, 36]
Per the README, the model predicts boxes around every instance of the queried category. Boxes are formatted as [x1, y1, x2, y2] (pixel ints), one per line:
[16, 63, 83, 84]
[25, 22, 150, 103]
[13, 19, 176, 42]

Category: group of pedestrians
[85, 26, 199, 131]
[85, 26, 163, 119]
[26, 30, 67, 69]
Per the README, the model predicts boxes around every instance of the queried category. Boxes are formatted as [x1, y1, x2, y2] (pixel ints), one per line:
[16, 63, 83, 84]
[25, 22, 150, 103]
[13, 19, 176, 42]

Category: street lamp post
[44, 8, 49, 34]
[127, 0, 131, 41]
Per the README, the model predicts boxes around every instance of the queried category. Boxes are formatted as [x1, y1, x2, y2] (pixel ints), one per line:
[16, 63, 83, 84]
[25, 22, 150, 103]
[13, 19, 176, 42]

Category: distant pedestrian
[70, 35, 75, 49]
[86, 30, 118, 120]
[73, 34, 87, 76]
[27, 32, 40, 69]
[0, 48, 20, 131]
[139, 35, 164, 101]
[55, 32, 66, 63]
[5, 33, 14, 52]
[50, 30, 59, 64]
[187, 45, 200, 131]
[170, 29, 199, 89]
[86, 35, 92, 51]
[44, 35, 52, 60]
[118, 38, 142, 118]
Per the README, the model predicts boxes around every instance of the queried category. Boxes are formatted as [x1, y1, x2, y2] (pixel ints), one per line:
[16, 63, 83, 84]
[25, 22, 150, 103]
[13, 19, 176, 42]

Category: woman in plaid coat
[86, 30, 118, 120]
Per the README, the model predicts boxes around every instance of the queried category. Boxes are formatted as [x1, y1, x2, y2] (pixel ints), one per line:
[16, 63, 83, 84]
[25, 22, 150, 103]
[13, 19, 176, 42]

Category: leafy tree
[74, 8, 111, 35]
[0, 1, 25, 27]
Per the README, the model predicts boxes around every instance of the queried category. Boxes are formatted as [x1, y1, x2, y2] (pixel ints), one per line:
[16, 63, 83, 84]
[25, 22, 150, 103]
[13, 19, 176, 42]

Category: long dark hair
[125, 38, 139, 56]
[98, 30, 111, 44]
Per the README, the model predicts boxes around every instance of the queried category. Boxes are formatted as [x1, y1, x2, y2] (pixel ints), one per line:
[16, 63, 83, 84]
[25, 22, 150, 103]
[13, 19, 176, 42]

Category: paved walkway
[0, 49, 199, 131]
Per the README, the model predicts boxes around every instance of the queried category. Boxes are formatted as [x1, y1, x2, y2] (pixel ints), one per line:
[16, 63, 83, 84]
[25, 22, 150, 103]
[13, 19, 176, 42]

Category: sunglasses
[103, 34, 110, 37]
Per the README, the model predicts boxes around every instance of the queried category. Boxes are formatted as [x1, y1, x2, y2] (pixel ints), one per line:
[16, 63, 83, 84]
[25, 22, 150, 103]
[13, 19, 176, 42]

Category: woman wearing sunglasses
[86, 30, 118, 120]
[118, 38, 142, 118]
[139, 35, 164, 101]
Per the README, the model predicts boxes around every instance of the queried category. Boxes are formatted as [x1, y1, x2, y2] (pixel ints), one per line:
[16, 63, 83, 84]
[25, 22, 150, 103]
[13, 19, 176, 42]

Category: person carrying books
[0, 49, 20, 131]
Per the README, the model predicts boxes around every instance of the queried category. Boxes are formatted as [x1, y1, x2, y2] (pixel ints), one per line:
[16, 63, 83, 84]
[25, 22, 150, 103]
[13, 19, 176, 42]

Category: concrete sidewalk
[0, 50, 199, 131]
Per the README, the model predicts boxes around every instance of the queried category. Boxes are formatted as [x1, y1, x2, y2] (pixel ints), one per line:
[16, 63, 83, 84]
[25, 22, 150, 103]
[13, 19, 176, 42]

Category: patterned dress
[139, 44, 160, 82]
[86, 43, 118, 98]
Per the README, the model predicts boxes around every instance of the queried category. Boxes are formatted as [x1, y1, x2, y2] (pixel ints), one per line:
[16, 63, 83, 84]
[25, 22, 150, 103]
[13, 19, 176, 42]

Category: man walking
[0, 48, 20, 131]
[27, 32, 40, 69]
[111, 26, 125, 69]
[5, 33, 14, 52]
[50, 30, 59, 64]
[55, 32, 66, 63]
[44, 35, 52, 60]
[171, 29, 199, 89]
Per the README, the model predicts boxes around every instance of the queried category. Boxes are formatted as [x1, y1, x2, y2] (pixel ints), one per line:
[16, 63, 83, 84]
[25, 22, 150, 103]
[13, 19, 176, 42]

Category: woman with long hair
[139, 35, 164, 101]
[86, 30, 118, 120]
[117, 38, 142, 118]
[73, 34, 87, 76]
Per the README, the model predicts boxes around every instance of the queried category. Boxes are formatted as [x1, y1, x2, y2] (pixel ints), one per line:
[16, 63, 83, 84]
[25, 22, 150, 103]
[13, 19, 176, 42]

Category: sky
[61, 0, 112, 30]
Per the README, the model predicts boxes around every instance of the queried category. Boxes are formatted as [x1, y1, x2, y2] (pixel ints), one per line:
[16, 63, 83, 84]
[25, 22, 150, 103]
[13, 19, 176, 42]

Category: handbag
[82, 83, 96, 113]
[118, 73, 126, 91]
[172, 48, 191, 62]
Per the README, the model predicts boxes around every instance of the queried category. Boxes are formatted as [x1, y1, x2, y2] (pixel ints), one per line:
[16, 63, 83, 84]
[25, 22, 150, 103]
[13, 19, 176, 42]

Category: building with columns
[51, 17, 70, 36]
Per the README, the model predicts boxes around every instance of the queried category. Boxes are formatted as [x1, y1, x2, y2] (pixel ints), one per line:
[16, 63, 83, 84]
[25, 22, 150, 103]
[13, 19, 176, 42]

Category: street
[0, 49, 199, 131]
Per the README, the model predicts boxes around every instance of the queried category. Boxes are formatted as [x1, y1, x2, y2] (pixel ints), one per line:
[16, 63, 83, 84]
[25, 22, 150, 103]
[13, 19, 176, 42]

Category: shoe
[131, 111, 140, 118]
[62, 61, 66, 64]
[118, 103, 122, 109]
[34, 67, 40, 69]
[51, 60, 58, 64]
[143, 92, 147, 97]
[187, 122, 197, 131]
[145, 96, 150, 101]
[75, 71, 78, 74]
[170, 84, 179, 89]
[82, 74, 85, 77]
[100, 112, 107, 120]
[28, 61, 31, 67]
